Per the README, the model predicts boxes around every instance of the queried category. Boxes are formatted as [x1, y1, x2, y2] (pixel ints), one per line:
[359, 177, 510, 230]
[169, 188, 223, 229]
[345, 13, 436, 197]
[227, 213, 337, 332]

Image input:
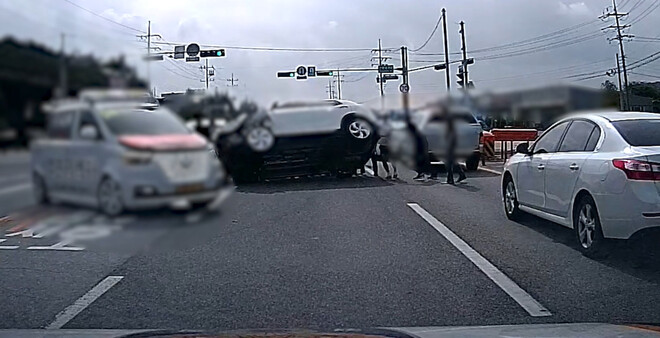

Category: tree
[629, 81, 660, 100]
[601, 80, 620, 108]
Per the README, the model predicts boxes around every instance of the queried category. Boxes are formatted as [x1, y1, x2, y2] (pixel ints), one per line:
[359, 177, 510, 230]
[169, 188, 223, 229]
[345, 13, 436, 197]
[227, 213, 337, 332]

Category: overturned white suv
[215, 99, 379, 181]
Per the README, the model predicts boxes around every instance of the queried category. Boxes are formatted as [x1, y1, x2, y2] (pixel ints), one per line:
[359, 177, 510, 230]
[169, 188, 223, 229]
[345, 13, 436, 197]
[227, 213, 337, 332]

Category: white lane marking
[407, 203, 552, 317]
[0, 174, 29, 184]
[478, 167, 503, 175]
[0, 238, 18, 250]
[0, 183, 31, 196]
[45, 276, 124, 329]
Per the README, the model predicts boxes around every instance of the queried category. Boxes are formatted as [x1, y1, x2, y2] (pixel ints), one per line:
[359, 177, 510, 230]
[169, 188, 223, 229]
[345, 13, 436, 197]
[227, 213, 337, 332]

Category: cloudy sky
[1, 0, 659, 106]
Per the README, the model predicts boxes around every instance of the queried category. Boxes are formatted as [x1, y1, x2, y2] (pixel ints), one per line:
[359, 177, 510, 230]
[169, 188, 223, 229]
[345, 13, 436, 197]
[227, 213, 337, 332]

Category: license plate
[176, 184, 204, 194]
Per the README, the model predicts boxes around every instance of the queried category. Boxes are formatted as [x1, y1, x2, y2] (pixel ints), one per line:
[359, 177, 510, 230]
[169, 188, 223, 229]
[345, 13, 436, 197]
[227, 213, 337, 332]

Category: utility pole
[401, 46, 409, 87]
[226, 73, 239, 87]
[601, 0, 632, 110]
[616, 53, 624, 111]
[200, 60, 215, 90]
[136, 21, 162, 95]
[56, 33, 67, 98]
[326, 80, 335, 99]
[442, 8, 450, 92]
[333, 71, 344, 99]
[378, 39, 384, 96]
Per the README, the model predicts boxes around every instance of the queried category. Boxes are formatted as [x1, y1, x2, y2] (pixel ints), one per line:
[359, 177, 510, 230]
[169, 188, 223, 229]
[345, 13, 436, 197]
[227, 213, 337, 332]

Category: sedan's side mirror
[516, 142, 530, 155]
[79, 124, 99, 140]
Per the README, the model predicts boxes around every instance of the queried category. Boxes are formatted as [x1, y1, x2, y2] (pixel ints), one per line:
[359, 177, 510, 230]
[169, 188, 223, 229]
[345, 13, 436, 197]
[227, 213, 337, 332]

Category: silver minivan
[31, 98, 228, 215]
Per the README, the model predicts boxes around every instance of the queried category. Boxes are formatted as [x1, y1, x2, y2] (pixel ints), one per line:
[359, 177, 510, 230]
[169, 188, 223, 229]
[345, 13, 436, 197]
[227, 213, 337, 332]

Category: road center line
[478, 167, 503, 175]
[0, 183, 31, 196]
[407, 203, 552, 317]
[45, 276, 124, 329]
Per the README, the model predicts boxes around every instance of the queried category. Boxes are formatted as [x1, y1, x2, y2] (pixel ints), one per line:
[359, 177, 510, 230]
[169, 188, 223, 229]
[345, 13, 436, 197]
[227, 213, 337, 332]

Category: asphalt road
[2, 155, 660, 331]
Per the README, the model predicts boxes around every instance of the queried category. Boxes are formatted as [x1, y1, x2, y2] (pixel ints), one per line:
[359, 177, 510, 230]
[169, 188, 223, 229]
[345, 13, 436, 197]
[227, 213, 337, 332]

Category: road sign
[307, 66, 316, 77]
[378, 64, 394, 73]
[399, 83, 410, 93]
[186, 56, 200, 62]
[186, 43, 200, 57]
[174, 45, 185, 59]
[296, 66, 307, 76]
[383, 74, 399, 80]
[200, 49, 226, 57]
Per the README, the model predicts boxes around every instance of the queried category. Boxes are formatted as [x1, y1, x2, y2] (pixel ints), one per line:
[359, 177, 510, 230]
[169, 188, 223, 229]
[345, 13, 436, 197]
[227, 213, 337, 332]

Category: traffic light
[200, 49, 226, 57]
[317, 70, 334, 77]
[277, 71, 295, 78]
[457, 65, 465, 87]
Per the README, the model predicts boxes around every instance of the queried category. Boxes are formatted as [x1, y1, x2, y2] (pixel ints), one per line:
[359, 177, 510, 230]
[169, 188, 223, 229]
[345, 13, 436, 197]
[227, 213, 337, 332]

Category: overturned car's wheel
[344, 117, 373, 141]
[466, 153, 480, 171]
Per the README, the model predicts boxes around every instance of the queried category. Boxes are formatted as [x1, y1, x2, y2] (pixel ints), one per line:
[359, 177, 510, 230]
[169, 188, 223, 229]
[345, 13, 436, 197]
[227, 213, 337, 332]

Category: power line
[627, 0, 660, 24]
[151, 41, 379, 52]
[630, 71, 660, 79]
[410, 11, 443, 52]
[62, 0, 146, 34]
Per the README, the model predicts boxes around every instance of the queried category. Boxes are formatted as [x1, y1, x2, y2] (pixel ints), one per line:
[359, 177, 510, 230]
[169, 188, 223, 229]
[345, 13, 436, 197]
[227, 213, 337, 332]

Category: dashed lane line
[0, 183, 31, 196]
[407, 203, 552, 317]
[478, 167, 503, 175]
[45, 276, 124, 329]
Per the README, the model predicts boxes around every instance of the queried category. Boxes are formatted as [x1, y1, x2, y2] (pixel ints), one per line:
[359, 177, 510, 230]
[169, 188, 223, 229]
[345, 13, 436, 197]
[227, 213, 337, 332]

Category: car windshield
[612, 119, 660, 147]
[99, 108, 190, 136]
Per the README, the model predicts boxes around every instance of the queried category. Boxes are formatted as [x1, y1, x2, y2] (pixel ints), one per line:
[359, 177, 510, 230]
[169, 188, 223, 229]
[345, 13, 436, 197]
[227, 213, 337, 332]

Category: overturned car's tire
[343, 117, 374, 141]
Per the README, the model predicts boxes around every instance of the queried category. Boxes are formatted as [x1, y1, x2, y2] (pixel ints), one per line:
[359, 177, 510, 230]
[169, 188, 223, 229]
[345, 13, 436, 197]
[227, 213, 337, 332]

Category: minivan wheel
[466, 153, 480, 171]
[98, 177, 124, 216]
[503, 177, 521, 220]
[33, 172, 49, 204]
[574, 195, 608, 258]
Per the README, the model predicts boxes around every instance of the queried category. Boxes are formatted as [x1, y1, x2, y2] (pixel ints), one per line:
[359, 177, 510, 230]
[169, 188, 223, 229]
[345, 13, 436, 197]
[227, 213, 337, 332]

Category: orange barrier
[480, 131, 495, 159]
[490, 128, 538, 160]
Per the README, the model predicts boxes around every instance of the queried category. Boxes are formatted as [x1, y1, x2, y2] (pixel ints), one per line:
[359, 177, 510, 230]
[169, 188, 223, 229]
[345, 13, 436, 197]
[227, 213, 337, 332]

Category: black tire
[466, 153, 480, 171]
[33, 172, 49, 205]
[503, 176, 522, 220]
[97, 177, 124, 216]
[573, 195, 609, 258]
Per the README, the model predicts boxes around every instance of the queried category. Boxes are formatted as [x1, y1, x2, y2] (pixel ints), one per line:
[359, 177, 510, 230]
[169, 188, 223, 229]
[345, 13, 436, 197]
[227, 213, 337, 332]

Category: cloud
[558, 1, 593, 16]
[327, 20, 339, 29]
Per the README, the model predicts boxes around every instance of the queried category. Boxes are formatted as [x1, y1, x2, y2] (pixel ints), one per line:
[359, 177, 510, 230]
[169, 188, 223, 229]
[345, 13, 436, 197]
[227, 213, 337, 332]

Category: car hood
[2, 323, 659, 338]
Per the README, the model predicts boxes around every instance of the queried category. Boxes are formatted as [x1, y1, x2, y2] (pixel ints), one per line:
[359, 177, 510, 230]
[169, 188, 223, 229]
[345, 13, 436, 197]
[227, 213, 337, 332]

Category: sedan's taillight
[612, 159, 660, 181]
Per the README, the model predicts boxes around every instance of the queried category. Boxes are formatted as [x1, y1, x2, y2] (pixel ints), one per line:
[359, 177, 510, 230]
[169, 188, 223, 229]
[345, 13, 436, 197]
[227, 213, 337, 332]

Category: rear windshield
[99, 108, 189, 136]
[612, 119, 660, 146]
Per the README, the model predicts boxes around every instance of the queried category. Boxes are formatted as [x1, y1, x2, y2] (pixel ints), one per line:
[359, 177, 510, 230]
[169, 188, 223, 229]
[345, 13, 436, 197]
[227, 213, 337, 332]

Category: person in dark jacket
[445, 110, 467, 185]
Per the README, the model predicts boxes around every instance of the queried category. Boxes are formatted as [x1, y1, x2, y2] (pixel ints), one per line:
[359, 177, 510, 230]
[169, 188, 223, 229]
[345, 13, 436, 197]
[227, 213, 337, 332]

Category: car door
[43, 109, 76, 195]
[544, 120, 600, 217]
[455, 112, 481, 155]
[516, 121, 570, 210]
[69, 110, 104, 198]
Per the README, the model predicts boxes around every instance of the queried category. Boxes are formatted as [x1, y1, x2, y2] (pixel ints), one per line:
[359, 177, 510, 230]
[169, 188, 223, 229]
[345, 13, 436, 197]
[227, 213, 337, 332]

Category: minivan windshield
[99, 108, 190, 136]
[612, 119, 660, 147]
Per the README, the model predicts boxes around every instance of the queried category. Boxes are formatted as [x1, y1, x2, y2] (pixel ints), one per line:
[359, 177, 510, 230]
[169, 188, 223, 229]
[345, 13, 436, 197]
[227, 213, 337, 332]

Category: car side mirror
[516, 142, 530, 155]
[80, 124, 99, 140]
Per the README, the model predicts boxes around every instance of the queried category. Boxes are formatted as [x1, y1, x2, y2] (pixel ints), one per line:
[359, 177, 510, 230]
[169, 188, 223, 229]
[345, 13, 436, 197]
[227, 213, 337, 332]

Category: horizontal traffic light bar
[277, 72, 295, 78]
[200, 49, 226, 57]
[316, 70, 334, 76]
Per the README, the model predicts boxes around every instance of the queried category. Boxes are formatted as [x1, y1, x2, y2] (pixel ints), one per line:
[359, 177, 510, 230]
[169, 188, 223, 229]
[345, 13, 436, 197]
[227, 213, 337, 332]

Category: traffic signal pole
[442, 8, 450, 92]
[459, 21, 469, 89]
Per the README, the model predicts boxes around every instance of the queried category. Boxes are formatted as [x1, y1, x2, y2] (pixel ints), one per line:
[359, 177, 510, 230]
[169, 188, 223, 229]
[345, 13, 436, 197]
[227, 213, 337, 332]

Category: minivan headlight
[123, 150, 153, 165]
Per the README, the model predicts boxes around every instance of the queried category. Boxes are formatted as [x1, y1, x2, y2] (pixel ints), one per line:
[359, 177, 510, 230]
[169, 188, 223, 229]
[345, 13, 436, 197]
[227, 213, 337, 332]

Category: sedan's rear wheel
[574, 195, 608, 257]
[503, 177, 521, 220]
[98, 177, 124, 216]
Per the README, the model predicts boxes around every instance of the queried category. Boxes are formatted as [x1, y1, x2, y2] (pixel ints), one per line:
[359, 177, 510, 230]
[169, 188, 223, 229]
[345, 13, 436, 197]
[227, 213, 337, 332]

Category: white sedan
[502, 111, 660, 256]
